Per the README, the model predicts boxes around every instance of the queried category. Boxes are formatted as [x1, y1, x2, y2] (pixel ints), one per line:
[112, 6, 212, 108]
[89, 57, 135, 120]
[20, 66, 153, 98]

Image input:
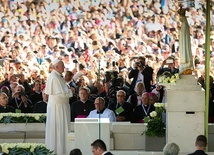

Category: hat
[14, 59, 22, 64]
[52, 59, 61, 65]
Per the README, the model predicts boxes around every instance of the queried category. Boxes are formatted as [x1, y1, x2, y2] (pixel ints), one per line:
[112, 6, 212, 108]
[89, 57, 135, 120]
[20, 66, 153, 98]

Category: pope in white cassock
[87, 97, 116, 122]
[45, 59, 73, 155]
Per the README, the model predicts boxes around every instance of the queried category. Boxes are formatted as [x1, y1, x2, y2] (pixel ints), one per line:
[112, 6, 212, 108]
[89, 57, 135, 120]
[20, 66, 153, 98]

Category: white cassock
[87, 108, 116, 122]
[179, 15, 194, 74]
[45, 70, 73, 155]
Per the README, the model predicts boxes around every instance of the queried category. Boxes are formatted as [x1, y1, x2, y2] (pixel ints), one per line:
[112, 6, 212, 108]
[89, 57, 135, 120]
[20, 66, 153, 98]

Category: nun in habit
[45, 59, 73, 155]
[178, 7, 194, 74]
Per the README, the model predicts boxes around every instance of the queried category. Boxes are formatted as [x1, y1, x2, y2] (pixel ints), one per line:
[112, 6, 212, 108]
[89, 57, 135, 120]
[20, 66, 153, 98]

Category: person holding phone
[156, 57, 179, 77]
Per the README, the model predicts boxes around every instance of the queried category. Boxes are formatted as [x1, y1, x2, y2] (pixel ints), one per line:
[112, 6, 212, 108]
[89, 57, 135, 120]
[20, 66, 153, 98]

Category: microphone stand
[98, 58, 101, 139]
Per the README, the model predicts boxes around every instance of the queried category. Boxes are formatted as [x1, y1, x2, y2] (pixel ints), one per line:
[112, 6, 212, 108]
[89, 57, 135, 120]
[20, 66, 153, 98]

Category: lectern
[74, 118, 110, 155]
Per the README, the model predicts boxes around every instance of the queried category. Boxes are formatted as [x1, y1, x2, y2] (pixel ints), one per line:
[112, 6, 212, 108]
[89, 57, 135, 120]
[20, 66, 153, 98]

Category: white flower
[154, 103, 162, 108]
[175, 73, 179, 79]
[0, 114, 3, 120]
[1, 143, 48, 154]
[150, 111, 157, 117]
[35, 115, 40, 120]
[160, 103, 164, 108]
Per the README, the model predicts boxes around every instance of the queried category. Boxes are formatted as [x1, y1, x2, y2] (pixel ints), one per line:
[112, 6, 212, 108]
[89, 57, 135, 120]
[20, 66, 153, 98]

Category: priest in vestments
[45, 59, 73, 155]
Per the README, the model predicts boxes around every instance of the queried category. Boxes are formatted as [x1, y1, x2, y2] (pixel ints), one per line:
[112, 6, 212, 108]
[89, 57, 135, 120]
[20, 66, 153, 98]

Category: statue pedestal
[166, 75, 205, 153]
[74, 118, 110, 155]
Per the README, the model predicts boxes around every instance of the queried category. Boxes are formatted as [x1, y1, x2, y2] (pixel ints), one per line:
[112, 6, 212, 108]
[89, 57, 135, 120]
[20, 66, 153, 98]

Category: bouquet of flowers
[0, 113, 46, 124]
[157, 72, 179, 84]
[1, 143, 53, 155]
[144, 103, 166, 137]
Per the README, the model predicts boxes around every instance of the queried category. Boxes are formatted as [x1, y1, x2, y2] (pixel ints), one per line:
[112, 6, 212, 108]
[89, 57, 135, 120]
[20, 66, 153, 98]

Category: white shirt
[87, 108, 116, 122]
[137, 71, 144, 83]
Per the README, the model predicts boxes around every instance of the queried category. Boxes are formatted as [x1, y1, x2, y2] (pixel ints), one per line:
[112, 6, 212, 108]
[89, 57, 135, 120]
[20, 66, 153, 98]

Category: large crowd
[0, 0, 214, 122]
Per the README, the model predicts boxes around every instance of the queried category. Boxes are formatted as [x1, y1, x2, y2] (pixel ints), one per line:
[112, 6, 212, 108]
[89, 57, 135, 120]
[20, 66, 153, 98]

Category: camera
[73, 59, 78, 63]
[136, 61, 143, 67]
[104, 71, 118, 83]
[19, 91, 25, 97]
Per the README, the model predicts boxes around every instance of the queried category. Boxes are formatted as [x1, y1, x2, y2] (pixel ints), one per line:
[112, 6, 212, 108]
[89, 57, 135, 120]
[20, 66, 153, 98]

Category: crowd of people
[0, 0, 214, 122]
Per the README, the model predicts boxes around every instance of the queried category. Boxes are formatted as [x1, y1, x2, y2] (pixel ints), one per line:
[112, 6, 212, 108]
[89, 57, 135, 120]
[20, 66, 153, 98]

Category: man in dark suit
[128, 56, 153, 95]
[108, 90, 133, 122]
[132, 92, 155, 123]
[91, 139, 113, 155]
[71, 87, 95, 121]
[188, 135, 208, 155]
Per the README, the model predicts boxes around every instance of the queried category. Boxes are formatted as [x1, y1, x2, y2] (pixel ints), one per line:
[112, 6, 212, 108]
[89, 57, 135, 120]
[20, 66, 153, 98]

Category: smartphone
[166, 59, 173, 64]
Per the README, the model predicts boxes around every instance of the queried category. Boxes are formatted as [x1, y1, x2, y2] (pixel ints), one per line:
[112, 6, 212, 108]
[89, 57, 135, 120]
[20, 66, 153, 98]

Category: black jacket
[132, 104, 155, 123]
[108, 101, 133, 121]
[188, 150, 207, 155]
[128, 66, 153, 95]
[71, 100, 95, 121]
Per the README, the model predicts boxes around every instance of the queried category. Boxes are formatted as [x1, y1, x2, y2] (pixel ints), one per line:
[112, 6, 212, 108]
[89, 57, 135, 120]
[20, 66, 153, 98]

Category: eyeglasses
[0, 97, 8, 100]
[117, 95, 124, 97]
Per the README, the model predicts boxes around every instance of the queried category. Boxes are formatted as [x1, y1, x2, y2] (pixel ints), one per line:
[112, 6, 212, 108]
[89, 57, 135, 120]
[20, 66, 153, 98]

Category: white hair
[163, 142, 180, 155]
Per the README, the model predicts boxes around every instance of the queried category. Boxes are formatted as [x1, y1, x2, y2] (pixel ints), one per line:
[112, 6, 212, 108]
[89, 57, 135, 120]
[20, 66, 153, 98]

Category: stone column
[166, 75, 205, 153]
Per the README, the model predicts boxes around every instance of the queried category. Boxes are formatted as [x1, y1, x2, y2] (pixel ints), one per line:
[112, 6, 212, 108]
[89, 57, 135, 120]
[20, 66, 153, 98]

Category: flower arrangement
[158, 72, 179, 84]
[0, 113, 46, 124]
[1, 143, 53, 155]
[144, 103, 166, 137]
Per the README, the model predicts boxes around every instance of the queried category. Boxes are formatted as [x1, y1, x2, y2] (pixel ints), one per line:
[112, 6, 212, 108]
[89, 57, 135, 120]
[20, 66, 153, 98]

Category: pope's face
[57, 61, 65, 74]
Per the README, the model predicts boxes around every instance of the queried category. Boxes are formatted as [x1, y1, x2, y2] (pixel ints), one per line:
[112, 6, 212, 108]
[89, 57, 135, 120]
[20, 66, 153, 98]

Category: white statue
[178, 7, 194, 74]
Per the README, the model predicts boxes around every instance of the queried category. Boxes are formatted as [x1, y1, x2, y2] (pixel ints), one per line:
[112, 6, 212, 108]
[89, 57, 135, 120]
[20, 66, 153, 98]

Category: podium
[165, 75, 205, 152]
[74, 118, 110, 155]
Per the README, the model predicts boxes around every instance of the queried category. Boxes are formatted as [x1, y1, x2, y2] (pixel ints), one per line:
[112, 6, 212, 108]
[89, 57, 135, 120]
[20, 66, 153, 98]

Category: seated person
[0, 86, 12, 103]
[188, 135, 207, 155]
[163, 142, 180, 155]
[148, 92, 158, 104]
[127, 82, 146, 110]
[9, 84, 33, 113]
[132, 92, 155, 123]
[0, 92, 15, 113]
[29, 80, 43, 106]
[71, 87, 95, 121]
[34, 90, 48, 113]
[108, 90, 133, 122]
[87, 97, 116, 122]
[151, 84, 165, 103]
